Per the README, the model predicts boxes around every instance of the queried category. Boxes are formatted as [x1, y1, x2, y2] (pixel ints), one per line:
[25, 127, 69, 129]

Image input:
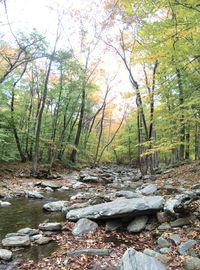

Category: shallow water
[0, 190, 74, 261]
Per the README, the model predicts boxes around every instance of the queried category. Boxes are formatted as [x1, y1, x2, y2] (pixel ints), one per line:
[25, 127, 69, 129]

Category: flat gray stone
[136, 184, 158, 195]
[157, 236, 170, 248]
[170, 217, 191, 227]
[0, 201, 11, 207]
[38, 222, 62, 231]
[169, 234, 181, 245]
[35, 236, 51, 245]
[0, 249, 12, 260]
[43, 201, 68, 212]
[66, 196, 164, 220]
[179, 240, 197, 255]
[41, 182, 62, 189]
[183, 257, 200, 270]
[143, 249, 170, 264]
[72, 218, 98, 236]
[27, 191, 44, 199]
[120, 248, 166, 270]
[66, 248, 111, 257]
[17, 227, 39, 236]
[2, 235, 30, 247]
[127, 216, 148, 233]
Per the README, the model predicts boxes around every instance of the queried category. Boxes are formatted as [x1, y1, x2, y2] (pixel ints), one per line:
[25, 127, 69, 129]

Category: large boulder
[72, 218, 98, 236]
[43, 201, 68, 212]
[66, 196, 164, 220]
[120, 248, 166, 270]
[2, 235, 30, 247]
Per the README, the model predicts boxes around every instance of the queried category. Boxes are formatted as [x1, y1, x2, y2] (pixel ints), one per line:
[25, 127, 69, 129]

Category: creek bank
[0, 163, 200, 270]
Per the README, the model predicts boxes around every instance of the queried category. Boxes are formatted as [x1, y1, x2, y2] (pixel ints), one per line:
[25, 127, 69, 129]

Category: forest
[0, 0, 199, 175]
[0, 1, 200, 269]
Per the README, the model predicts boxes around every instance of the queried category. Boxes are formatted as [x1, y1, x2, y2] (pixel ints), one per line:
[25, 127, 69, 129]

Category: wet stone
[38, 222, 62, 231]
[0, 249, 12, 260]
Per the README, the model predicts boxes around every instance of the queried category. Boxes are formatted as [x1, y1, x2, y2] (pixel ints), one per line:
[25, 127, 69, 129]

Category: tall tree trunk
[176, 68, 185, 161]
[32, 37, 59, 175]
[70, 85, 86, 163]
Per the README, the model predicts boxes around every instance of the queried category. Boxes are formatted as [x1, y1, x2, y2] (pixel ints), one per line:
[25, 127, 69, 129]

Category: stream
[0, 190, 75, 261]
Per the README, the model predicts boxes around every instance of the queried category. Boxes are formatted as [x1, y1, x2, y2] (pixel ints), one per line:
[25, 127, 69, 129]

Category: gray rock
[143, 249, 170, 264]
[0, 249, 12, 260]
[0, 201, 11, 207]
[66, 248, 111, 257]
[81, 176, 100, 183]
[72, 218, 98, 236]
[159, 248, 170, 254]
[120, 248, 166, 270]
[127, 216, 148, 233]
[38, 222, 62, 231]
[30, 234, 43, 241]
[27, 191, 44, 199]
[157, 236, 170, 248]
[72, 182, 88, 189]
[158, 223, 171, 230]
[2, 235, 30, 247]
[66, 196, 164, 220]
[35, 236, 51, 245]
[17, 227, 39, 236]
[136, 184, 158, 196]
[170, 217, 191, 227]
[179, 240, 197, 255]
[183, 257, 200, 270]
[43, 201, 68, 212]
[45, 187, 54, 192]
[169, 234, 181, 245]
[105, 220, 123, 232]
[116, 191, 142, 199]
[41, 181, 62, 189]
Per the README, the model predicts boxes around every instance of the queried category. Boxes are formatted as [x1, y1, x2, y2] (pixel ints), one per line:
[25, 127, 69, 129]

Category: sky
[0, 0, 135, 114]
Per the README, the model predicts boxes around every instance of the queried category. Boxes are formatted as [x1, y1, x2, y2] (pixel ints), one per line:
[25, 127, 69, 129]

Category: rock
[157, 236, 170, 248]
[72, 182, 88, 189]
[66, 248, 111, 257]
[58, 186, 69, 191]
[159, 248, 170, 254]
[169, 234, 181, 245]
[120, 248, 166, 270]
[178, 240, 197, 255]
[30, 234, 43, 241]
[183, 257, 200, 270]
[105, 220, 123, 232]
[41, 181, 62, 189]
[136, 184, 158, 196]
[38, 222, 62, 231]
[43, 201, 68, 212]
[0, 201, 11, 207]
[143, 249, 170, 264]
[158, 223, 171, 230]
[127, 216, 148, 233]
[72, 218, 98, 236]
[0, 249, 12, 260]
[17, 227, 39, 236]
[170, 217, 192, 227]
[2, 235, 30, 247]
[27, 191, 44, 199]
[81, 176, 100, 183]
[116, 191, 142, 199]
[66, 196, 164, 221]
[156, 212, 170, 224]
[45, 187, 54, 192]
[70, 192, 92, 201]
[35, 236, 52, 245]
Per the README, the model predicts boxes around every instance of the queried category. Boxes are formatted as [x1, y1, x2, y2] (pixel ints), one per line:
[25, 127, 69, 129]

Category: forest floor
[0, 161, 200, 270]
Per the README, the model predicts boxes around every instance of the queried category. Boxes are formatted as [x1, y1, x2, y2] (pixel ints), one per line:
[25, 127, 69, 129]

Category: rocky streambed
[0, 164, 200, 270]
